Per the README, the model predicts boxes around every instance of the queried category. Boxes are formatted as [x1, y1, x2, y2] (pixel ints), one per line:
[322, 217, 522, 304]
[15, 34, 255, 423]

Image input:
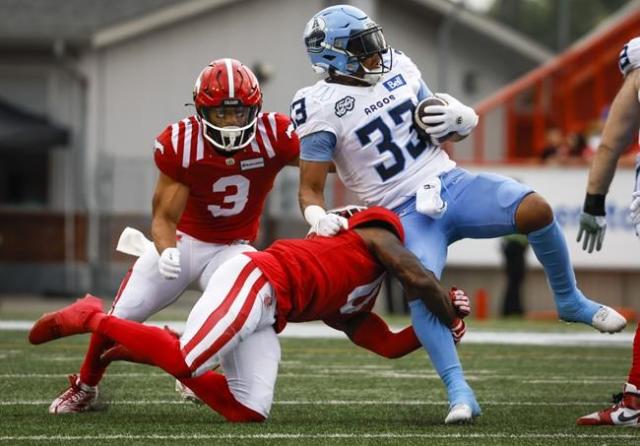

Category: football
[413, 96, 456, 143]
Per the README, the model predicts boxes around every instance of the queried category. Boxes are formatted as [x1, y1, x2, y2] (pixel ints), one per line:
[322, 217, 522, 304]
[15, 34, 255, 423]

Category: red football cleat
[29, 294, 104, 345]
[577, 383, 640, 427]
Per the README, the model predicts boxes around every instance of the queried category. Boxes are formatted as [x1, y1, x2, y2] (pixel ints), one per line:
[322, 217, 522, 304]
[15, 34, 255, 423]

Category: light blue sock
[408, 300, 480, 415]
[527, 219, 600, 324]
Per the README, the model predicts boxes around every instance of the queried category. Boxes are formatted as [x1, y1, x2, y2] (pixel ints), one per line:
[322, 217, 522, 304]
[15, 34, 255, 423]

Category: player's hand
[576, 212, 607, 253]
[451, 318, 466, 344]
[312, 213, 348, 237]
[449, 287, 471, 319]
[630, 191, 640, 237]
[420, 93, 478, 138]
[158, 247, 181, 279]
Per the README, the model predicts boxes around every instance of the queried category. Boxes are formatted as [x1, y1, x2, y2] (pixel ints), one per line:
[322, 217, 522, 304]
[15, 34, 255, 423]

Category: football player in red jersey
[575, 37, 640, 427]
[30, 206, 470, 422]
[46, 58, 300, 414]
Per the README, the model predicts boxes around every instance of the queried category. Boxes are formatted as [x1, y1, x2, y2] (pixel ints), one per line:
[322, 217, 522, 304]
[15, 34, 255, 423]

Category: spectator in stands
[540, 127, 569, 164]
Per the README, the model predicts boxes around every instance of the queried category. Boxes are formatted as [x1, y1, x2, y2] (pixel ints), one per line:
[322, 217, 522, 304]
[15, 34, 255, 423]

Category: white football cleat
[577, 383, 640, 426]
[445, 403, 474, 424]
[591, 306, 627, 333]
[175, 379, 202, 404]
[49, 374, 98, 414]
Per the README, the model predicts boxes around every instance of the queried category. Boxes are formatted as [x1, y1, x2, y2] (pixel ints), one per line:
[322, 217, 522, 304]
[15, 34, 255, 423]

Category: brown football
[413, 96, 455, 143]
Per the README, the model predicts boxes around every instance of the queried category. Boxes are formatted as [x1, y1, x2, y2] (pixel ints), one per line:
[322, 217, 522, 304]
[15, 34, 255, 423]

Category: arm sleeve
[325, 312, 421, 359]
[300, 131, 337, 162]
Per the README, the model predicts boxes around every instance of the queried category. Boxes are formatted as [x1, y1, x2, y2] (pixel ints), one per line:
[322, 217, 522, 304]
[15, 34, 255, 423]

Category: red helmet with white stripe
[193, 58, 263, 152]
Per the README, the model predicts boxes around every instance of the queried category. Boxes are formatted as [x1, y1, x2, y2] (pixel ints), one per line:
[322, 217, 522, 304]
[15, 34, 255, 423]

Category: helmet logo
[304, 16, 326, 53]
[334, 96, 355, 118]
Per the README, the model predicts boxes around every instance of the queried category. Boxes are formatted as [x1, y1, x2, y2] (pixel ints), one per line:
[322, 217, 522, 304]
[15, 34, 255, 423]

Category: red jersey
[245, 207, 404, 332]
[153, 112, 299, 243]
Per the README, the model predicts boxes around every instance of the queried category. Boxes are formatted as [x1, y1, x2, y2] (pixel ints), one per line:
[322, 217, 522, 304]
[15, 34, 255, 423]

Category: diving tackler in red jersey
[31, 207, 471, 422]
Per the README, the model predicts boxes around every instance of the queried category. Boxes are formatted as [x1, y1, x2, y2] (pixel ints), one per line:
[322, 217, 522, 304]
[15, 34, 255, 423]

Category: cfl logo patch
[335, 96, 355, 118]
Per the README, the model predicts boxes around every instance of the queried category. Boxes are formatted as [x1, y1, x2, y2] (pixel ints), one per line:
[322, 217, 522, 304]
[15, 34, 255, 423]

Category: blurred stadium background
[1, 0, 638, 319]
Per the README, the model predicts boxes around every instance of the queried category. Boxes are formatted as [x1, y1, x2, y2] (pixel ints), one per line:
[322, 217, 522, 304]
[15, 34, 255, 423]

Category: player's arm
[355, 226, 456, 327]
[298, 132, 346, 235]
[324, 312, 420, 359]
[287, 156, 337, 173]
[587, 70, 640, 195]
[578, 70, 640, 252]
[151, 172, 189, 254]
[299, 158, 332, 209]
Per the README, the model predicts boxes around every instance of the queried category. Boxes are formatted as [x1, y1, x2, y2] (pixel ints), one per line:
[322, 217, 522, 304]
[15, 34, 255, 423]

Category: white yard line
[0, 433, 638, 441]
[1, 320, 633, 346]
[0, 399, 623, 406]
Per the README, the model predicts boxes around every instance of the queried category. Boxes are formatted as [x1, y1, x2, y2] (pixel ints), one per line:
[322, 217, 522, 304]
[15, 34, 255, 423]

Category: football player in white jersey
[292, 4, 627, 424]
[576, 37, 640, 427]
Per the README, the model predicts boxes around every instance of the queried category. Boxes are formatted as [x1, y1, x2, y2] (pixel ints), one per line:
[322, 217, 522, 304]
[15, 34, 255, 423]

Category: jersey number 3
[207, 175, 250, 217]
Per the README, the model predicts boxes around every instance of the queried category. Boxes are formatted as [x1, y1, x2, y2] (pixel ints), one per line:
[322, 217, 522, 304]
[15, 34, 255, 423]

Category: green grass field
[1, 327, 639, 446]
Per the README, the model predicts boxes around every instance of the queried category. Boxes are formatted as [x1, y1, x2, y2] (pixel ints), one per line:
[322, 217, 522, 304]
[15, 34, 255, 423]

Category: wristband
[583, 193, 606, 216]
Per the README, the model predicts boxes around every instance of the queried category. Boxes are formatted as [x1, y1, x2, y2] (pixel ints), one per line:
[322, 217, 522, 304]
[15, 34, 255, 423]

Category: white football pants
[180, 254, 280, 418]
[111, 232, 255, 321]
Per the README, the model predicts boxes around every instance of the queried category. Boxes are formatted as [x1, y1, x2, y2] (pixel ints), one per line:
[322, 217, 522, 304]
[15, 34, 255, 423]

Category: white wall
[447, 165, 640, 270]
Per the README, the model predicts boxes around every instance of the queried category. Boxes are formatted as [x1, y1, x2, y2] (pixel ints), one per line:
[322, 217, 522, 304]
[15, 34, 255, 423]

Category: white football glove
[312, 213, 348, 236]
[304, 205, 348, 237]
[419, 93, 479, 138]
[158, 247, 181, 280]
[630, 191, 640, 237]
[449, 288, 471, 318]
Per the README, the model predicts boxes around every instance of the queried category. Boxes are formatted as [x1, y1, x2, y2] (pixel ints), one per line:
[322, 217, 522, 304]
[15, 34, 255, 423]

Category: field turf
[1, 327, 639, 445]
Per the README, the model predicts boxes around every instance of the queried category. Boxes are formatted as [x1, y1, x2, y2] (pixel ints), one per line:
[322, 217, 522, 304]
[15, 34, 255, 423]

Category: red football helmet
[193, 58, 263, 152]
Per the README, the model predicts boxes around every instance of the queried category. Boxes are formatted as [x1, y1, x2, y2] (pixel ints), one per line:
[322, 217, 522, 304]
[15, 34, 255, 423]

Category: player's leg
[219, 326, 280, 419]
[94, 254, 274, 378]
[50, 237, 199, 414]
[196, 242, 257, 291]
[181, 327, 280, 422]
[172, 241, 257, 400]
[399, 208, 479, 423]
[577, 322, 640, 426]
[34, 255, 276, 417]
[180, 254, 276, 376]
[449, 169, 625, 332]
